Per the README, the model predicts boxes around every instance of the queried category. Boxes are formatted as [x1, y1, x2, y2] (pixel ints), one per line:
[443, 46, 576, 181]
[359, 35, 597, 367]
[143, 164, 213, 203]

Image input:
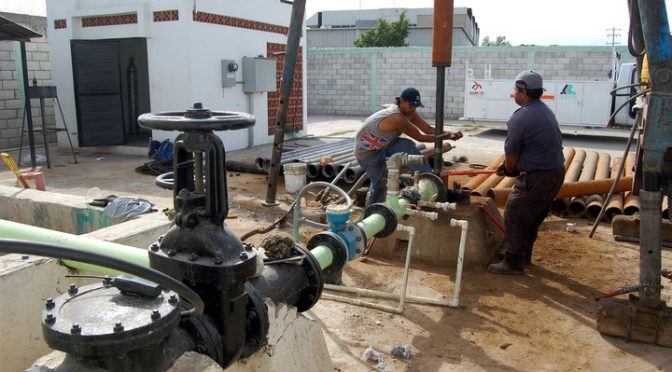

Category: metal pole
[434, 66, 445, 175]
[20, 41, 37, 169]
[264, 0, 306, 206]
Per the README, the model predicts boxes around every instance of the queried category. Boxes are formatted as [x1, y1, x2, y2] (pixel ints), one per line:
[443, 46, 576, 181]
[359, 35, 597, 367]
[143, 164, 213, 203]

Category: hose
[0, 238, 204, 317]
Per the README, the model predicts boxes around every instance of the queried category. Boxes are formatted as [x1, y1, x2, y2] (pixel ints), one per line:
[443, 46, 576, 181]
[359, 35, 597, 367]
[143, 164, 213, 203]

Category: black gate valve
[138, 103, 255, 225]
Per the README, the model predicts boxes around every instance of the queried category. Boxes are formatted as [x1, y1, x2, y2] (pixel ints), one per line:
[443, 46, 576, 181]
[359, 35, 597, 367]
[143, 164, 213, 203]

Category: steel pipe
[490, 177, 634, 206]
[568, 151, 600, 217]
[462, 154, 505, 191]
[551, 149, 587, 215]
[585, 153, 612, 220]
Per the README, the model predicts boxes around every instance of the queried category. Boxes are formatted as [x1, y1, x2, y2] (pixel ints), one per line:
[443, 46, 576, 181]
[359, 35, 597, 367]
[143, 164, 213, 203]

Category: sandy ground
[1, 120, 671, 371]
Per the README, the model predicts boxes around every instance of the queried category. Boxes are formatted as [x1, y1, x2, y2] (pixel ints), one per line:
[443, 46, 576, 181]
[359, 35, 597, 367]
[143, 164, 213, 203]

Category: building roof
[0, 13, 41, 42]
[306, 7, 475, 29]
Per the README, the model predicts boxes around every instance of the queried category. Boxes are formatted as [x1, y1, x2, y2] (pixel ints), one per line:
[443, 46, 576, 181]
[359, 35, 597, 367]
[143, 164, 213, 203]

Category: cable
[588, 90, 649, 238]
[0, 239, 204, 317]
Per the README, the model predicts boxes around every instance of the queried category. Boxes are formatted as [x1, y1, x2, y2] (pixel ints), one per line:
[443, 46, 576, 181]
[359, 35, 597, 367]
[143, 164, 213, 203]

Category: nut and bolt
[189, 253, 199, 262]
[167, 250, 177, 257]
[68, 284, 78, 295]
[45, 314, 56, 324]
[150, 243, 160, 251]
[151, 310, 161, 321]
[71, 324, 81, 334]
[113, 322, 124, 333]
[214, 256, 223, 265]
[244, 243, 253, 251]
[169, 295, 179, 305]
[239, 252, 248, 260]
[45, 298, 55, 309]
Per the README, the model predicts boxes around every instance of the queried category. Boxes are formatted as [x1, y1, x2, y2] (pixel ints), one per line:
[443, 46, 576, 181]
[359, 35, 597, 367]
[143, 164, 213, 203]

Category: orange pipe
[490, 177, 633, 207]
[585, 153, 612, 220]
[463, 154, 505, 191]
[568, 151, 600, 217]
[551, 149, 586, 215]
[604, 157, 625, 222]
[471, 173, 505, 197]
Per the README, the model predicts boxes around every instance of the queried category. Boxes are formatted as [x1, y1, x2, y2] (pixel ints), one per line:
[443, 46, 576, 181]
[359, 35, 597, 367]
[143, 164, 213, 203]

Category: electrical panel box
[221, 59, 238, 88]
[242, 57, 277, 93]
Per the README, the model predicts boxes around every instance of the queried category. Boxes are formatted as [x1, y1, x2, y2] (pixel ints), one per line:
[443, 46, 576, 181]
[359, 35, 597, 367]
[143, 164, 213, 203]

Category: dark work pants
[503, 168, 565, 269]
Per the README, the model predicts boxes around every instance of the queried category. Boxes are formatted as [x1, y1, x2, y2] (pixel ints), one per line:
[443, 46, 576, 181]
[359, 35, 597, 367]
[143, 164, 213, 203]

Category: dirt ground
[2, 137, 672, 371]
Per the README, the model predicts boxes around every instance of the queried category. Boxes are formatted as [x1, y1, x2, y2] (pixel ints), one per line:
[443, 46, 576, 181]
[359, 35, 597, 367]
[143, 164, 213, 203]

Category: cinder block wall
[307, 45, 634, 119]
[0, 13, 53, 152]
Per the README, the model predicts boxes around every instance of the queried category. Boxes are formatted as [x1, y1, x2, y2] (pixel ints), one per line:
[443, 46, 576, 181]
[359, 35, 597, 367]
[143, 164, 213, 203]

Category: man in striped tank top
[355, 87, 463, 206]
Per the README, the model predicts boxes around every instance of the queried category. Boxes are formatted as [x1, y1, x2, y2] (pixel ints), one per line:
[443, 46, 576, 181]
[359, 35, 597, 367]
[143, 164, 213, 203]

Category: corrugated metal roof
[0, 13, 41, 42]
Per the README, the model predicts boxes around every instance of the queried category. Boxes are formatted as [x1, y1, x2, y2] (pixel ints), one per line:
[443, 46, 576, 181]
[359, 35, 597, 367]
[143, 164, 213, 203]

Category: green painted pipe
[310, 244, 334, 270]
[0, 219, 149, 276]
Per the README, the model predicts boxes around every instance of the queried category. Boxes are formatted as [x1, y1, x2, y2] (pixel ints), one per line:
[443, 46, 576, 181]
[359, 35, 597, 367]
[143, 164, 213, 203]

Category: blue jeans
[356, 138, 431, 206]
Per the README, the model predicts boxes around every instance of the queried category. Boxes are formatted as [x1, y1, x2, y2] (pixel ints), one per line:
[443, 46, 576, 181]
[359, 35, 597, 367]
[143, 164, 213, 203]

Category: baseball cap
[515, 70, 543, 90]
[400, 87, 424, 107]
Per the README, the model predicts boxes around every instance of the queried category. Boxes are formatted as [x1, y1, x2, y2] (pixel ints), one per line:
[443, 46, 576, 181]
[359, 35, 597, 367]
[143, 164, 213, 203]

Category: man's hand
[496, 162, 520, 177]
[439, 131, 463, 141]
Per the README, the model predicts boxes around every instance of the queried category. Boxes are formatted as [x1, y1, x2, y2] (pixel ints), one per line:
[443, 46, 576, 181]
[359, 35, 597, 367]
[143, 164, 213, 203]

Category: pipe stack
[467, 148, 648, 223]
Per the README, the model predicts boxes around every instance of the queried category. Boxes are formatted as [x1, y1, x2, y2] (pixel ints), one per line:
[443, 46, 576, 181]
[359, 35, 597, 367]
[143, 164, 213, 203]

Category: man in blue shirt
[488, 71, 565, 275]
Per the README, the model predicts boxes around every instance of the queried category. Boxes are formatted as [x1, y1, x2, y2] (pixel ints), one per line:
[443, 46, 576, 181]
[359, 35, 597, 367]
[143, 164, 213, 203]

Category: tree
[354, 12, 410, 47]
[481, 36, 512, 47]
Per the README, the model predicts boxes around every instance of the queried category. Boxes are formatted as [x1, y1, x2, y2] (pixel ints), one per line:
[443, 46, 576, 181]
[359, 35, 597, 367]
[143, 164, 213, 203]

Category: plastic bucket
[283, 162, 307, 193]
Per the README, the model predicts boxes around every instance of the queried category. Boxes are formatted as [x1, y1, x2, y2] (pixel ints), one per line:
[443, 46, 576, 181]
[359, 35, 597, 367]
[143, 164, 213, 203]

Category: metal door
[71, 40, 125, 146]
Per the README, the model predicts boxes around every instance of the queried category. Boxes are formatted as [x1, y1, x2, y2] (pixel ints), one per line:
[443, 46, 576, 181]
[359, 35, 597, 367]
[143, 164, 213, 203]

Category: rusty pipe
[463, 154, 505, 191]
[623, 153, 640, 215]
[585, 153, 612, 220]
[490, 177, 634, 207]
[472, 173, 505, 197]
[568, 151, 600, 218]
[551, 149, 586, 215]
[604, 157, 625, 222]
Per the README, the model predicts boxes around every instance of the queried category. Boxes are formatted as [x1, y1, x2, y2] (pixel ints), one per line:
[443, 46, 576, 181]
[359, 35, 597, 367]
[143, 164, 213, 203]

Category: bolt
[193, 102, 203, 109]
[244, 243, 253, 251]
[189, 253, 199, 262]
[158, 235, 164, 242]
[45, 298, 55, 309]
[150, 243, 160, 251]
[45, 313, 56, 324]
[68, 283, 78, 295]
[113, 322, 124, 333]
[214, 256, 223, 265]
[656, 69, 672, 84]
[347, 226, 354, 231]
[151, 310, 161, 321]
[240, 252, 248, 260]
[167, 250, 177, 257]
[71, 324, 81, 334]
[169, 295, 178, 305]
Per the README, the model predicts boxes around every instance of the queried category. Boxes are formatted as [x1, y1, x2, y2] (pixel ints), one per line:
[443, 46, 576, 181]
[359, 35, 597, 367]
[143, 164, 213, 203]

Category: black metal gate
[71, 40, 125, 146]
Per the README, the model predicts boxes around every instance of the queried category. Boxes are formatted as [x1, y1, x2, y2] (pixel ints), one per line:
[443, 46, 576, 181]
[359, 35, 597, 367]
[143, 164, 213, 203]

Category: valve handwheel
[138, 102, 255, 132]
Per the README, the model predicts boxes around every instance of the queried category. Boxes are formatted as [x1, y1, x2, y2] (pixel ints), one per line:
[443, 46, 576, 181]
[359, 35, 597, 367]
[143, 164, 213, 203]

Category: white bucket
[283, 162, 307, 193]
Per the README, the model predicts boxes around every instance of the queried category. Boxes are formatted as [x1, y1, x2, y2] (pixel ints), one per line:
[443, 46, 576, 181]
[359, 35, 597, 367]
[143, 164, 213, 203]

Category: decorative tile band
[193, 11, 288, 35]
[154, 10, 179, 22]
[82, 13, 138, 28]
[54, 19, 67, 29]
[267, 42, 303, 135]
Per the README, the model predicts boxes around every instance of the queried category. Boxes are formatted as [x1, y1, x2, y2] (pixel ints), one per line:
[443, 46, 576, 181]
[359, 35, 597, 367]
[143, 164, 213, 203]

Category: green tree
[481, 36, 512, 47]
[354, 12, 410, 47]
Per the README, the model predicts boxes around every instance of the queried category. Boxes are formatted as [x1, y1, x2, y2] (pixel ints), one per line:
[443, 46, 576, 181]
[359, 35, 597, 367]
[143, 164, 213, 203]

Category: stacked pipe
[466, 148, 651, 222]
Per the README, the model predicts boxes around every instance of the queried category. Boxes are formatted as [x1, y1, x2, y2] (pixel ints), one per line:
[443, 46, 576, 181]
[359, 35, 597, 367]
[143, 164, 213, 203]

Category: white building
[306, 7, 479, 48]
[46, 0, 306, 151]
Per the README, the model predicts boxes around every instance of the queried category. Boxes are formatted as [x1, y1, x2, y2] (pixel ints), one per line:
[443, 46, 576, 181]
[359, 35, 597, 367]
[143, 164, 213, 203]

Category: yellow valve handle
[1, 153, 30, 188]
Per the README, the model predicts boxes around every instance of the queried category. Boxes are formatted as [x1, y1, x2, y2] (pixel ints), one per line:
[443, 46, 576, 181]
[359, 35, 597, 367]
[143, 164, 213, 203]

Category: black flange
[364, 203, 398, 238]
[307, 231, 349, 285]
[418, 173, 448, 203]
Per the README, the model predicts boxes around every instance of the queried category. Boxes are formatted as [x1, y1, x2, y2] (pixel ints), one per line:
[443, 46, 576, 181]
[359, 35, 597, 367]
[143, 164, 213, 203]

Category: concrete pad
[370, 196, 505, 269]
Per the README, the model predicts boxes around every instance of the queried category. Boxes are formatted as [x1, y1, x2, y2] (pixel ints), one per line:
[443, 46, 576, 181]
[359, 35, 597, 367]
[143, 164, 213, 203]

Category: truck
[462, 62, 638, 128]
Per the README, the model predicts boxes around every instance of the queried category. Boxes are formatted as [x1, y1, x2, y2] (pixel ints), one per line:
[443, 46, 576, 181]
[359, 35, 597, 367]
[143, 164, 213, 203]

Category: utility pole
[606, 27, 621, 82]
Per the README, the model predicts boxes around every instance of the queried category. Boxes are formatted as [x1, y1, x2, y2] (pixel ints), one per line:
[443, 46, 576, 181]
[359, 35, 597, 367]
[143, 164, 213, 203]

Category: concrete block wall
[307, 45, 634, 120]
[0, 13, 54, 153]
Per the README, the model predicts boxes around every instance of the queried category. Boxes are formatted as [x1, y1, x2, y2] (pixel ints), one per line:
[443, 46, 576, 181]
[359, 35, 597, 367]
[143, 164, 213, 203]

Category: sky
[3, 0, 672, 46]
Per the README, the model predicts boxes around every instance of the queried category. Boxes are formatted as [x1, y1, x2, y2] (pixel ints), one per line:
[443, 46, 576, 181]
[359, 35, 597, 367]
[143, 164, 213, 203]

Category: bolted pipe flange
[364, 203, 398, 238]
[418, 173, 448, 203]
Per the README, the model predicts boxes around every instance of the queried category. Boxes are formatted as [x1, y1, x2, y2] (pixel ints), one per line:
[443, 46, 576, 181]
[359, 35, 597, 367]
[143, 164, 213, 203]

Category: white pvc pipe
[323, 218, 470, 311]
[449, 218, 469, 307]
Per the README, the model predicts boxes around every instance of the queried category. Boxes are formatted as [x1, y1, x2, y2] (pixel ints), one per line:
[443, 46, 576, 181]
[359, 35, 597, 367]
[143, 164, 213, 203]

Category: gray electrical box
[242, 57, 277, 93]
[221, 59, 238, 88]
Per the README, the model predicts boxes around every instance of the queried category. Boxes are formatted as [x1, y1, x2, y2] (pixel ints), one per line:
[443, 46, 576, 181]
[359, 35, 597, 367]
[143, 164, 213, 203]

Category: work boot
[487, 261, 523, 275]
